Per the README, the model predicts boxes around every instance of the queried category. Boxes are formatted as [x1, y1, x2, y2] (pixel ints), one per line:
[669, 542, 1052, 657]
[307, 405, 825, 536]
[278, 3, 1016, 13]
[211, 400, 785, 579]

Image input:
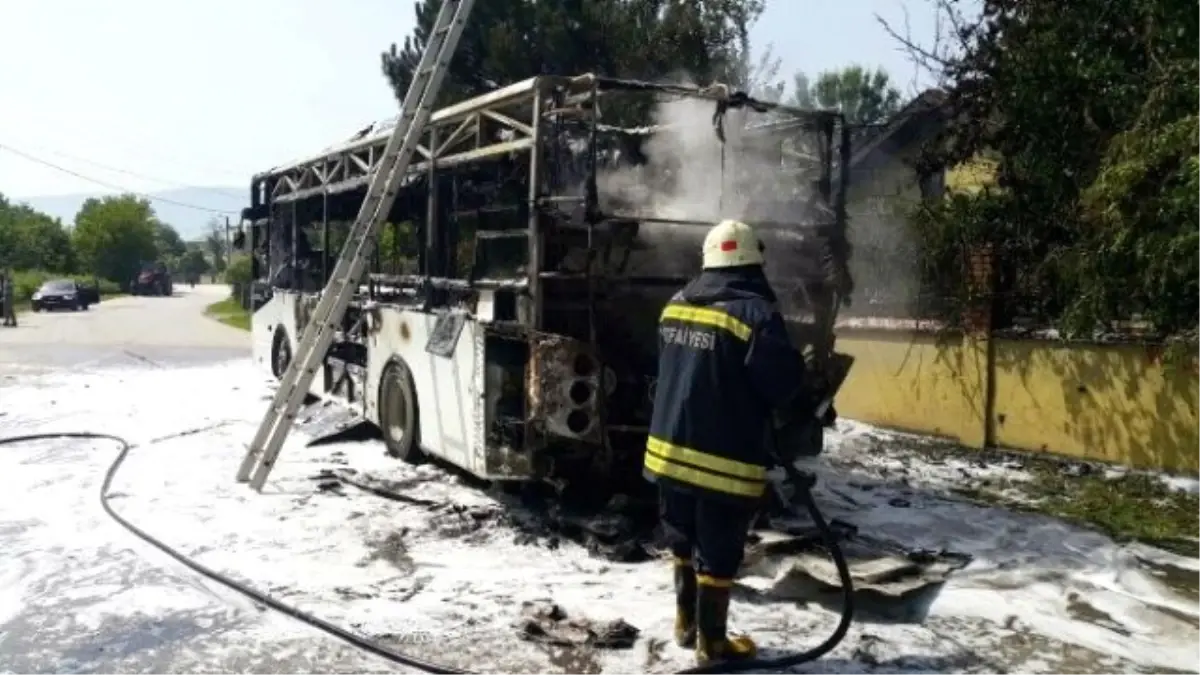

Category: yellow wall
[991, 339, 1198, 474]
[832, 328, 1199, 474]
[835, 330, 989, 448]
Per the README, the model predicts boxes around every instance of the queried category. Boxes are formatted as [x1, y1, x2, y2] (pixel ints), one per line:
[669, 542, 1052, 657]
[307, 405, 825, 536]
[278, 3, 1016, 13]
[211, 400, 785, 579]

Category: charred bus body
[243, 74, 855, 499]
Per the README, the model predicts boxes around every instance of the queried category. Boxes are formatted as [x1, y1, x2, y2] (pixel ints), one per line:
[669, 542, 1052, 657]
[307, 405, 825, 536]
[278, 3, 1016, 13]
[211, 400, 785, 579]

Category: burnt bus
[241, 74, 855, 498]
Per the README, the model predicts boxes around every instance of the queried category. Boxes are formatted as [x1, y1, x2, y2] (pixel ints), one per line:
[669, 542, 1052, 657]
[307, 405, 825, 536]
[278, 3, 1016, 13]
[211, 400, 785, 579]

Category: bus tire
[379, 358, 424, 464]
[271, 328, 292, 380]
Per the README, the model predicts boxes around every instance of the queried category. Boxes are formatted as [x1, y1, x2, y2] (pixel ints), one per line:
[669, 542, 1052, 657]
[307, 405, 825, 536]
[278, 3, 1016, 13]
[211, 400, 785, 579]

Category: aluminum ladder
[236, 0, 476, 491]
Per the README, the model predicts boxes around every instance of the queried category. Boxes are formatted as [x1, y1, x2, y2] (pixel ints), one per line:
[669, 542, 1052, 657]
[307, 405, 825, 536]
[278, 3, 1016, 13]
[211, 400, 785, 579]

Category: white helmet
[702, 219, 764, 269]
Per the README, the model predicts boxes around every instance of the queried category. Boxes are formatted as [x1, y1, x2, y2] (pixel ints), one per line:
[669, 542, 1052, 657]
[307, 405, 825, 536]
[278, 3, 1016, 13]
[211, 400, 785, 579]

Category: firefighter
[1, 270, 16, 327]
[644, 218, 806, 666]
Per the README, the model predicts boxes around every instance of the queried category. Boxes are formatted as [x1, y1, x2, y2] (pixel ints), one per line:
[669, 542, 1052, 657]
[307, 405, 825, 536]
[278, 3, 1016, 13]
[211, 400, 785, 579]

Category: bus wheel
[379, 359, 424, 464]
[271, 329, 292, 380]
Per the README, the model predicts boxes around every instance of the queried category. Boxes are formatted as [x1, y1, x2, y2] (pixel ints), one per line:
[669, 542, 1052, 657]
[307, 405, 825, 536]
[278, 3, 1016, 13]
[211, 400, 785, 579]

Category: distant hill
[17, 186, 247, 241]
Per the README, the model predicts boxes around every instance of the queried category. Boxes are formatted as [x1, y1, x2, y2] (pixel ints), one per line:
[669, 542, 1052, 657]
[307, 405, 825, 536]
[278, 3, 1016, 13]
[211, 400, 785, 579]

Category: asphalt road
[0, 286, 411, 672]
[0, 284, 249, 374]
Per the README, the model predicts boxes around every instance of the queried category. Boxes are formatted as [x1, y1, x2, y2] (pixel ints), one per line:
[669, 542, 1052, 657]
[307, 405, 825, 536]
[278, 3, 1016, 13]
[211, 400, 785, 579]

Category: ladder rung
[240, 0, 476, 491]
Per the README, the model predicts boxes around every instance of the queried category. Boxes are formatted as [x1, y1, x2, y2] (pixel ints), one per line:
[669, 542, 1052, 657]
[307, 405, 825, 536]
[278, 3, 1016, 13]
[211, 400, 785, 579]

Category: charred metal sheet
[299, 400, 375, 448]
[294, 292, 320, 333]
[525, 332, 602, 445]
[426, 311, 467, 358]
[741, 529, 971, 602]
[481, 332, 535, 479]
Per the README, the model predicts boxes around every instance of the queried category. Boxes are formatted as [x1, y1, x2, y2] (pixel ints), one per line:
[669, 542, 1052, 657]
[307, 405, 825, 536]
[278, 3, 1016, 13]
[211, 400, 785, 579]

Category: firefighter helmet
[702, 219, 764, 269]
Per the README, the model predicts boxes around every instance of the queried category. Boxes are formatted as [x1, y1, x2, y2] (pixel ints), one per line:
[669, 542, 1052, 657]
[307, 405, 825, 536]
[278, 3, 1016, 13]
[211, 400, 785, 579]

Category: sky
[0, 0, 942, 202]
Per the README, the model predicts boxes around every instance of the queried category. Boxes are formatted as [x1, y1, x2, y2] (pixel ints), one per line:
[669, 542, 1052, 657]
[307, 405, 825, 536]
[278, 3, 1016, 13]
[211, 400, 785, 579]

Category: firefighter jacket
[644, 267, 806, 504]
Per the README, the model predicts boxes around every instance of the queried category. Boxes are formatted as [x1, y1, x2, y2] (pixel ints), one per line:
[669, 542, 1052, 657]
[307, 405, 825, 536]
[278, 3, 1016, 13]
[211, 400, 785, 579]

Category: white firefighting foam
[0, 359, 1195, 673]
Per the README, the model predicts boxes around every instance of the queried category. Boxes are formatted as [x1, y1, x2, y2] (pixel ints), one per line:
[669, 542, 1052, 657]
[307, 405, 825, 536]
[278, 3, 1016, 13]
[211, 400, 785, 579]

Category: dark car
[31, 279, 90, 312]
[77, 280, 101, 305]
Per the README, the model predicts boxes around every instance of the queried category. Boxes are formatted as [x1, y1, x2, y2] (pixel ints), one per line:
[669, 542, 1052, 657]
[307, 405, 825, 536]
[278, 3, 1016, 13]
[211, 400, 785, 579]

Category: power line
[7, 116, 250, 180]
[0, 142, 241, 216]
[14, 141, 246, 201]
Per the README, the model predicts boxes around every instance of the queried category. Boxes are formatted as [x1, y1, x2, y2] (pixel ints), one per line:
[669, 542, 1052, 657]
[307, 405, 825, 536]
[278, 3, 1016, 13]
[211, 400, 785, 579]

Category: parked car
[77, 279, 101, 305]
[31, 279, 90, 312]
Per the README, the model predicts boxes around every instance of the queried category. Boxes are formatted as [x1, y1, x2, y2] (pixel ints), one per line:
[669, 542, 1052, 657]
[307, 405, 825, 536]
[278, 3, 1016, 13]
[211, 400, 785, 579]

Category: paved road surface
[0, 284, 249, 373]
[0, 285, 409, 673]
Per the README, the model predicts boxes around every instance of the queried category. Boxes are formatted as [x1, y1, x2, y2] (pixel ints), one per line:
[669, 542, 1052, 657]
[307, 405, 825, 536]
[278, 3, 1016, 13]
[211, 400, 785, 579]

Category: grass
[918, 443, 1200, 556]
[1025, 465, 1197, 556]
[204, 296, 251, 331]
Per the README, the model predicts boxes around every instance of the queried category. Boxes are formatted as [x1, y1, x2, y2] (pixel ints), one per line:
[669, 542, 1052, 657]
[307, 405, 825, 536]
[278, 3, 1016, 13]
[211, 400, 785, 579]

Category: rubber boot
[695, 576, 757, 665]
[673, 556, 697, 648]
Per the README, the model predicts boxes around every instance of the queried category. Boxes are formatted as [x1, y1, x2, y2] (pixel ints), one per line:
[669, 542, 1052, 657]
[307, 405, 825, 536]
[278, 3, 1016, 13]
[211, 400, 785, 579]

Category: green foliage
[792, 65, 903, 124]
[7, 269, 121, 306]
[177, 248, 211, 279]
[154, 221, 188, 273]
[0, 195, 74, 273]
[204, 218, 230, 273]
[71, 195, 160, 287]
[204, 296, 250, 332]
[1, 191, 190, 294]
[904, 0, 1198, 338]
[223, 252, 253, 287]
[381, 0, 765, 117]
[1069, 66, 1199, 338]
[222, 253, 255, 313]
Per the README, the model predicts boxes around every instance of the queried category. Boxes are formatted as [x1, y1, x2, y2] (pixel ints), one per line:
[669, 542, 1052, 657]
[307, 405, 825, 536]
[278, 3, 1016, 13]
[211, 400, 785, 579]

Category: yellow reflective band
[660, 304, 751, 341]
[644, 451, 766, 499]
[647, 436, 766, 481]
[697, 574, 734, 588]
[648, 437, 768, 494]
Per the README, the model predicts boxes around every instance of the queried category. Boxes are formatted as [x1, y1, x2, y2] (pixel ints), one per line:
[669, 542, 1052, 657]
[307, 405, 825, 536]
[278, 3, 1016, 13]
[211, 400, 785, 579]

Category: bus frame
[241, 73, 853, 497]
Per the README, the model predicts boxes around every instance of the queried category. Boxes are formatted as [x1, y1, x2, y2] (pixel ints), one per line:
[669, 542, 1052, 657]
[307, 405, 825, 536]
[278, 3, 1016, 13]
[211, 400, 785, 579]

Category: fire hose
[0, 430, 854, 674]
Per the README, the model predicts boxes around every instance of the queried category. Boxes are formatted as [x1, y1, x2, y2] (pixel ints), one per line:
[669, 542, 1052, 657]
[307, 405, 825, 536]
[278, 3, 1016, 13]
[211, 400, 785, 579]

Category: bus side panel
[250, 290, 295, 377]
[365, 307, 483, 477]
[251, 290, 332, 401]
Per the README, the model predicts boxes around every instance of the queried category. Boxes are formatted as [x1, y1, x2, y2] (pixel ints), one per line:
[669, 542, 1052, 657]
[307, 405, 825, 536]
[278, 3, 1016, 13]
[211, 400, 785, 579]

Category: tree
[791, 65, 903, 124]
[381, 0, 766, 112]
[0, 194, 74, 273]
[727, 42, 785, 102]
[177, 248, 211, 280]
[204, 218, 229, 274]
[154, 222, 187, 263]
[71, 194, 160, 286]
[890, 0, 1198, 337]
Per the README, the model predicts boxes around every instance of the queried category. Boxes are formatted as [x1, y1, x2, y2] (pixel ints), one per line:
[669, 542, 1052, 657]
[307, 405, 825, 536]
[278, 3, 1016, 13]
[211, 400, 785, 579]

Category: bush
[223, 254, 253, 309]
[8, 269, 121, 305]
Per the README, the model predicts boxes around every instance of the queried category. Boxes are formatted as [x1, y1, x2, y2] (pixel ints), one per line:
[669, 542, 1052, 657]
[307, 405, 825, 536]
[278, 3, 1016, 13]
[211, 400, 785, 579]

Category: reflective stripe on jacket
[644, 268, 805, 504]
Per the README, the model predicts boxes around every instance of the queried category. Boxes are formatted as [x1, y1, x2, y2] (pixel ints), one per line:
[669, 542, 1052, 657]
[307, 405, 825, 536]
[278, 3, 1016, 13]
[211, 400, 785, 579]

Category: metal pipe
[837, 117, 850, 240]
[289, 201, 297, 290]
[526, 86, 544, 330]
[426, 126, 440, 281]
[367, 273, 527, 291]
[256, 75, 596, 182]
[322, 192, 329, 282]
[270, 138, 534, 203]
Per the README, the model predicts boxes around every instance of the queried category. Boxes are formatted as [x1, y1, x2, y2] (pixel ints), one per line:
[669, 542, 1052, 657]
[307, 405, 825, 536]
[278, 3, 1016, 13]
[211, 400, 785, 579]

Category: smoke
[595, 94, 731, 223]
[589, 84, 928, 320]
[592, 82, 822, 281]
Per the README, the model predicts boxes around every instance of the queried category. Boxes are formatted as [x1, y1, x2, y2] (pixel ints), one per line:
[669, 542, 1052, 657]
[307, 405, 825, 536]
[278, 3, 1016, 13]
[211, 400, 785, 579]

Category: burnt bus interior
[242, 74, 853, 493]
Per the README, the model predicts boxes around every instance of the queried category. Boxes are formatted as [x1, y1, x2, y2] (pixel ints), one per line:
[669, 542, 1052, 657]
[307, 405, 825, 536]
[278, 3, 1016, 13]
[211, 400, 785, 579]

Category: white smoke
[591, 82, 821, 280]
[596, 94, 729, 223]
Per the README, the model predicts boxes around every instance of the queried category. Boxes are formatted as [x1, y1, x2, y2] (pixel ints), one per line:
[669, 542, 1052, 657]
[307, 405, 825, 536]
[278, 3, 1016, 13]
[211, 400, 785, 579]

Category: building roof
[848, 88, 948, 171]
